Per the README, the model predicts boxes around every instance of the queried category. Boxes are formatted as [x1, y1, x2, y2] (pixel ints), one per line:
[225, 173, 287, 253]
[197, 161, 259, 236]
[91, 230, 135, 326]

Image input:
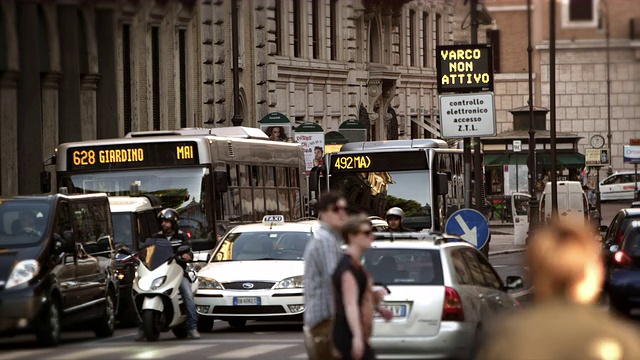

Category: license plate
[375, 304, 407, 318]
[233, 297, 261, 306]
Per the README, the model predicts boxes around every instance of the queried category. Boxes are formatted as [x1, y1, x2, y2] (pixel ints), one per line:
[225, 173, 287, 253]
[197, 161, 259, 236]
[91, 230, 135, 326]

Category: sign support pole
[635, 163, 639, 200]
[595, 169, 601, 228]
[464, 138, 472, 208]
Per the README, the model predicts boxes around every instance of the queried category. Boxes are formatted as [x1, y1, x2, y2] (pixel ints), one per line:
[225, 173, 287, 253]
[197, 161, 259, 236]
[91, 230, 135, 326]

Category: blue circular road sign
[445, 209, 490, 249]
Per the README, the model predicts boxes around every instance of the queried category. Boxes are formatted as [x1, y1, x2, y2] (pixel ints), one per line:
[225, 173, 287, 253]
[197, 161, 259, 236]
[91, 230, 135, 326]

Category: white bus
[49, 127, 308, 251]
[311, 139, 469, 232]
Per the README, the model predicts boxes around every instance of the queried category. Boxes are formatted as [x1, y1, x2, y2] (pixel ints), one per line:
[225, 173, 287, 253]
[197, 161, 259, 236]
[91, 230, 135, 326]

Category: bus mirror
[214, 171, 228, 193]
[40, 171, 52, 193]
[436, 173, 448, 196]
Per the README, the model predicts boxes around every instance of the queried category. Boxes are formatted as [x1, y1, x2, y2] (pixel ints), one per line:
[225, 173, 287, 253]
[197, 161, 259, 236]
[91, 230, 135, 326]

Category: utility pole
[471, 0, 483, 214]
[549, 0, 558, 217]
[527, 0, 538, 232]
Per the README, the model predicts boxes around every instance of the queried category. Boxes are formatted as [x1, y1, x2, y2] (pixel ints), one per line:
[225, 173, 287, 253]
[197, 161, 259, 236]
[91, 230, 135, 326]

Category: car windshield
[0, 201, 51, 248]
[213, 231, 312, 261]
[138, 239, 176, 271]
[113, 213, 134, 248]
[363, 248, 443, 286]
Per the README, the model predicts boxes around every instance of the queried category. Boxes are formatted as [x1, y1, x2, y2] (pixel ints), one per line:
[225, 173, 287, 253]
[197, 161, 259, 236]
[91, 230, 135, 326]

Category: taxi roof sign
[262, 215, 285, 224]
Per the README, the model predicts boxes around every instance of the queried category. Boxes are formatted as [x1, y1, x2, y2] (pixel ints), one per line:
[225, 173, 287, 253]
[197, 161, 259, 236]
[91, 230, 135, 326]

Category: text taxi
[194, 215, 320, 331]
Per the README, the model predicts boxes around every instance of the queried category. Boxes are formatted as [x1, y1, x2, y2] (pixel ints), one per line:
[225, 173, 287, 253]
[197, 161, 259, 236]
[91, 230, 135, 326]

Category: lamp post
[527, 0, 538, 232]
[605, 0, 613, 175]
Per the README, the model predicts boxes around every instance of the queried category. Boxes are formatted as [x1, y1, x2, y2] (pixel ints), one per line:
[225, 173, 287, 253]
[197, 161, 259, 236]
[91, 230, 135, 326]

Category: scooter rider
[135, 208, 200, 340]
[385, 207, 413, 233]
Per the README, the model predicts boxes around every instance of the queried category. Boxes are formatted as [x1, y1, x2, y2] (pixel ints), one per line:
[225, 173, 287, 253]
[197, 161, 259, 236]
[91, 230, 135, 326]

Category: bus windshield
[329, 169, 432, 230]
[59, 167, 210, 239]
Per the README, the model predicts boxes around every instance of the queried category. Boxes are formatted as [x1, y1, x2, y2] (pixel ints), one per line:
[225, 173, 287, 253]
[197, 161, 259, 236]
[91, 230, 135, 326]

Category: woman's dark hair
[316, 191, 345, 213]
[342, 214, 372, 244]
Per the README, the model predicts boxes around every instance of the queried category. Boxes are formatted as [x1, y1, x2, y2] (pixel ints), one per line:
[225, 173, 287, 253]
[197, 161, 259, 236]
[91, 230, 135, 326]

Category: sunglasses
[358, 229, 373, 236]
[331, 205, 347, 213]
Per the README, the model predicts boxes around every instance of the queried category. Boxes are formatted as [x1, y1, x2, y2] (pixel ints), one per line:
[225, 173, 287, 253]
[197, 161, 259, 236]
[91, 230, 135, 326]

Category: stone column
[96, 8, 118, 139]
[41, 72, 62, 192]
[0, 71, 19, 196]
[17, 2, 43, 194]
[80, 73, 100, 140]
[58, 5, 82, 143]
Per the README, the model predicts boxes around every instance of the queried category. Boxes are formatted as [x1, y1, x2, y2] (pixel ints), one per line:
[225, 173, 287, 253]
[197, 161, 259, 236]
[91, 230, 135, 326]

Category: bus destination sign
[436, 44, 494, 93]
[330, 151, 428, 173]
[67, 141, 200, 170]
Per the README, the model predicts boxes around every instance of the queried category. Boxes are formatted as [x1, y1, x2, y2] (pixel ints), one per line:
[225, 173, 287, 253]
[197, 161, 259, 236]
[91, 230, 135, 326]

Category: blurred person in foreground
[333, 215, 392, 360]
[476, 216, 640, 360]
[303, 192, 348, 360]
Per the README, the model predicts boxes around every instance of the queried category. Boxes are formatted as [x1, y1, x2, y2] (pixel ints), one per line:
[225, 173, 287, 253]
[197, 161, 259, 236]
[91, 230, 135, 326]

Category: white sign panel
[513, 140, 522, 152]
[439, 92, 496, 138]
[624, 145, 640, 164]
[294, 132, 325, 174]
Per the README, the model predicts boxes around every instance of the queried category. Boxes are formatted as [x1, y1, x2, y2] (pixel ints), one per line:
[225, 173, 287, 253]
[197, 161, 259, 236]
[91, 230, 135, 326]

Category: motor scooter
[128, 239, 198, 341]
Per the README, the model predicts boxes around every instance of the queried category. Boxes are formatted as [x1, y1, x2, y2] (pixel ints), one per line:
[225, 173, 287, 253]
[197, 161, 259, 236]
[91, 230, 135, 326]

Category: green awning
[484, 153, 585, 167]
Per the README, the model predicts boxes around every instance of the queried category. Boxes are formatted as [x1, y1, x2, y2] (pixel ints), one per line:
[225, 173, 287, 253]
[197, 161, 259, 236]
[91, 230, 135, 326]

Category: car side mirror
[609, 244, 619, 253]
[504, 276, 523, 290]
[599, 225, 608, 233]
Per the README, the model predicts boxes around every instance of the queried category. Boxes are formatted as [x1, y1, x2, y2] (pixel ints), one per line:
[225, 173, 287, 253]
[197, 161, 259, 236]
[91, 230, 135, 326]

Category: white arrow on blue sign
[445, 209, 490, 249]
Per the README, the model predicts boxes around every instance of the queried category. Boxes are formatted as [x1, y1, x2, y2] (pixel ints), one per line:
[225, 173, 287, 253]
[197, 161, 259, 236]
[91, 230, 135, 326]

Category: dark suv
[0, 193, 118, 346]
[601, 208, 640, 270]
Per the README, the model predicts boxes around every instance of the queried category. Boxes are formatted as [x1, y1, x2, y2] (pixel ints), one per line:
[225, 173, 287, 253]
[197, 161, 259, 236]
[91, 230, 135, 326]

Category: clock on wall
[590, 134, 605, 149]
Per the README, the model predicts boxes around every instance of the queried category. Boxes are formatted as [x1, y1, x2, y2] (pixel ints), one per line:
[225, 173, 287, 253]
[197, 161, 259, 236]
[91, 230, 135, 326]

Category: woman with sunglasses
[331, 215, 379, 360]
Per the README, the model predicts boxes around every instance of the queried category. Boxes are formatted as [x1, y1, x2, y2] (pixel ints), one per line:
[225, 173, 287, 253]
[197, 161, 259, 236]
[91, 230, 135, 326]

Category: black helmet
[158, 208, 179, 230]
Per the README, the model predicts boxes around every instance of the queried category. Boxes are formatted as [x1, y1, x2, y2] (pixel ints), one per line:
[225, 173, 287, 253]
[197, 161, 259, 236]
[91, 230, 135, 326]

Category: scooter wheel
[143, 310, 161, 342]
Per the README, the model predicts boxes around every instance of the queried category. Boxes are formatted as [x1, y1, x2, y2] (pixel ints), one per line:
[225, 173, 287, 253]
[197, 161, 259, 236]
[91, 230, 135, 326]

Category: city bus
[48, 127, 308, 252]
[310, 139, 467, 232]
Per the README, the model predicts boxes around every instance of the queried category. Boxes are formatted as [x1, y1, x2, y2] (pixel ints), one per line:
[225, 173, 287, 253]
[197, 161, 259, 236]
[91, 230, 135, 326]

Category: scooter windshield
[138, 238, 175, 271]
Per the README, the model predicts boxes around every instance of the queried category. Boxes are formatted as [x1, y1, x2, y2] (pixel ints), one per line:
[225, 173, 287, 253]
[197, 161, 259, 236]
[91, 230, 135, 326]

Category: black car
[601, 208, 640, 269]
[0, 193, 118, 346]
[605, 222, 640, 315]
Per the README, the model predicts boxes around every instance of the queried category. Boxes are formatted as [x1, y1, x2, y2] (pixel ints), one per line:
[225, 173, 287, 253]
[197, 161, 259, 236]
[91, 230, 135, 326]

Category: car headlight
[198, 276, 223, 290]
[274, 275, 304, 289]
[150, 276, 167, 290]
[6, 260, 40, 289]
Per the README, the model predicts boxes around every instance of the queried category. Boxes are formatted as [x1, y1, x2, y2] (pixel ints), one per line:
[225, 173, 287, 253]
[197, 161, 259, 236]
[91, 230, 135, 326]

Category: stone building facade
[0, 0, 458, 195]
[461, 0, 640, 173]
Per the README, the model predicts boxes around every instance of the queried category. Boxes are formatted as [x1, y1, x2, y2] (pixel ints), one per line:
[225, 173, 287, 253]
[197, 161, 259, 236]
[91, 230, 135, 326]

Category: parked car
[604, 221, 640, 315]
[599, 172, 639, 201]
[600, 208, 640, 273]
[195, 215, 320, 332]
[0, 192, 118, 346]
[367, 232, 522, 359]
[108, 195, 161, 326]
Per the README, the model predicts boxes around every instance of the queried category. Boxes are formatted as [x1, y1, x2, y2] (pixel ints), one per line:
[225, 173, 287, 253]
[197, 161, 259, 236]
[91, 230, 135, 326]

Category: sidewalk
[487, 220, 527, 256]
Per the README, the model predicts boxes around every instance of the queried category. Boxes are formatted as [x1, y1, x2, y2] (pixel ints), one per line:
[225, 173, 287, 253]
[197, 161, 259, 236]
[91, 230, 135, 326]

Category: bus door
[511, 193, 531, 246]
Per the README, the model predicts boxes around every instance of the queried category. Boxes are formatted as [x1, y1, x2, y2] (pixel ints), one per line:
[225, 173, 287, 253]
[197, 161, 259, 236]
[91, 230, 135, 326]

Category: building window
[178, 29, 187, 128]
[122, 24, 132, 135]
[293, 0, 301, 57]
[435, 13, 442, 46]
[330, 0, 338, 60]
[369, 19, 381, 63]
[422, 11, 429, 67]
[486, 29, 500, 73]
[312, 0, 319, 59]
[562, 0, 599, 28]
[409, 10, 415, 67]
[151, 26, 160, 131]
[274, 0, 281, 55]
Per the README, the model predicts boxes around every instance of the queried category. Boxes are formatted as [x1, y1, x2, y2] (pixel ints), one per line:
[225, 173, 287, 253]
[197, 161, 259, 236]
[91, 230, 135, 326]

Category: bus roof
[339, 139, 448, 151]
[124, 126, 269, 140]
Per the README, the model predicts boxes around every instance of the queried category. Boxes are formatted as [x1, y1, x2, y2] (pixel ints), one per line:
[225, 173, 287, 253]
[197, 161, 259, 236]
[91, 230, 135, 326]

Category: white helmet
[385, 207, 404, 221]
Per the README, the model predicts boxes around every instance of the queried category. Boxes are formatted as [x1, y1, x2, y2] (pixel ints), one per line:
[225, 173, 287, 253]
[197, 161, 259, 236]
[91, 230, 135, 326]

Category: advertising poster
[293, 123, 325, 175]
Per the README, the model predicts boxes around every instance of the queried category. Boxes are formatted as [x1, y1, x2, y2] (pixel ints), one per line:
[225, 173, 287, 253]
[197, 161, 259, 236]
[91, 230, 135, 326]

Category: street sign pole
[635, 163, 639, 200]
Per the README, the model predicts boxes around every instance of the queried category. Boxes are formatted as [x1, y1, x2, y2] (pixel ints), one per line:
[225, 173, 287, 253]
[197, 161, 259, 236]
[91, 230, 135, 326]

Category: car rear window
[623, 228, 640, 256]
[363, 248, 443, 286]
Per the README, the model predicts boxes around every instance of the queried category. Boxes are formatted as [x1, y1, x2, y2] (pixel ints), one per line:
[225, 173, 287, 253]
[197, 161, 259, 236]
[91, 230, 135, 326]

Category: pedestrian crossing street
[0, 339, 308, 360]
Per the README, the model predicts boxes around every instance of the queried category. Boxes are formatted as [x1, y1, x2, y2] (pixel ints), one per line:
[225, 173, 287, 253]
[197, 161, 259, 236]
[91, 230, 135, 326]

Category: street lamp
[604, 0, 613, 175]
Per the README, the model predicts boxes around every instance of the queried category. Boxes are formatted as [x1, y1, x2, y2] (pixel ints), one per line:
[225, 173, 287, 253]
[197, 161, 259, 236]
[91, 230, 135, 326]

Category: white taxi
[195, 215, 320, 331]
